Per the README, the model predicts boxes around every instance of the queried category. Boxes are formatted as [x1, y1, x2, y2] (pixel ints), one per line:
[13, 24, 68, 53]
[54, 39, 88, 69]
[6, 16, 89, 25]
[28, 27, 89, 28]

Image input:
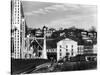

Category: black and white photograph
[11, 0, 97, 74]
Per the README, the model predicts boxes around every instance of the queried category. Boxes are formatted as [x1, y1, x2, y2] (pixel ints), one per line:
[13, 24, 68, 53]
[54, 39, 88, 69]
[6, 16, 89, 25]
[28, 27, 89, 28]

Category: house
[93, 44, 97, 54]
[46, 39, 57, 60]
[46, 30, 53, 37]
[57, 38, 78, 61]
[35, 29, 42, 36]
[81, 31, 88, 36]
[88, 32, 93, 38]
[83, 45, 93, 54]
[77, 45, 84, 55]
[60, 32, 65, 36]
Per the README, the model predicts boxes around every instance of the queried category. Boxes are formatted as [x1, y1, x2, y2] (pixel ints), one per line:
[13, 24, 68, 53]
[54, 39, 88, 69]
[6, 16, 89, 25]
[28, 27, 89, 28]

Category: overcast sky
[22, 1, 97, 30]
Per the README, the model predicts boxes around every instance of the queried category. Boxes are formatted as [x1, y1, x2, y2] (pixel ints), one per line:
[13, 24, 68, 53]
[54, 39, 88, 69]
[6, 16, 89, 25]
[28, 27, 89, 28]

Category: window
[66, 53, 69, 56]
[66, 49, 68, 51]
[18, 17, 19, 19]
[60, 45, 62, 48]
[78, 47, 79, 50]
[53, 49, 54, 52]
[66, 45, 68, 48]
[18, 10, 19, 13]
[17, 41, 19, 44]
[71, 49, 73, 56]
[77, 48, 79, 53]
[15, 2, 16, 4]
[15, 13, 16, 16]
[15, 8, 16, 11]
[72, 45, 73, 48]
[72, 52, 73, 56]
[18, 4, 19, 7]
[60, 49, 61, 52]
[17, 34, 19, 37]
[18, 38, 19, 41]
[18, 20, 19, 23]
[60, 53, 62, 56]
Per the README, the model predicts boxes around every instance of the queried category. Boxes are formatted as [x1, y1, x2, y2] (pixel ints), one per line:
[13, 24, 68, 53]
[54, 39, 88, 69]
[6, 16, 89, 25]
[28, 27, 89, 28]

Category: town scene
[11, 0, 97, 74]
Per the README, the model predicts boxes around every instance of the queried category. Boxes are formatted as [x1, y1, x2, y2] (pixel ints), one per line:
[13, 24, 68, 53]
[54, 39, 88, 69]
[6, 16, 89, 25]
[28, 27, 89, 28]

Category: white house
[57, 38, 78, 61]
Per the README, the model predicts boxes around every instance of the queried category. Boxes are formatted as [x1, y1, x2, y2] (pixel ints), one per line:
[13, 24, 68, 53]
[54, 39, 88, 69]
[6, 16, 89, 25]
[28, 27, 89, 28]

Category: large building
[57, 38, 78, 61]
[11, 0, 26, 59]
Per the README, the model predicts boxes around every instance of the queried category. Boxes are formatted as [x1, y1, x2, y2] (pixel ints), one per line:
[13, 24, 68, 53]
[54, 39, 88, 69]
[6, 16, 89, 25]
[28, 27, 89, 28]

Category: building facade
[11, 0, 26, 59]
[57, 38, 78, 61]
[93, 44, 97, 54]
[77, 45, 84, 55]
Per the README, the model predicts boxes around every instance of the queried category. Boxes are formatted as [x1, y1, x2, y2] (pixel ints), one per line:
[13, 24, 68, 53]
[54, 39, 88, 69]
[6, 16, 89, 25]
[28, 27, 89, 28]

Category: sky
[22, 1, 97, 30]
